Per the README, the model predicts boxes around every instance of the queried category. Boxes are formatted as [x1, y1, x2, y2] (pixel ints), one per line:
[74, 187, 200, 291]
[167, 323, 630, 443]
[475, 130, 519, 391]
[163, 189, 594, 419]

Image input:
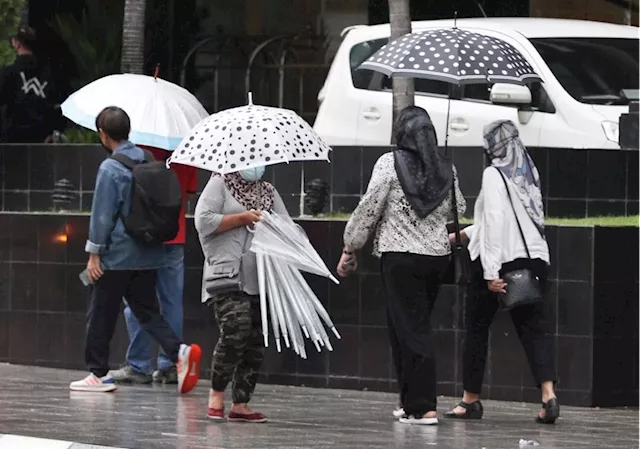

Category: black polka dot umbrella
[359, 28, 541, 85]
[168, 96, 332, 174]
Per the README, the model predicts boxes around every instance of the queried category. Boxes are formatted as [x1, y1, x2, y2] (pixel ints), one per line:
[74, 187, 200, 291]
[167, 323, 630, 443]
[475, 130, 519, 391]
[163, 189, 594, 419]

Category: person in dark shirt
[0, 26, 60, 143]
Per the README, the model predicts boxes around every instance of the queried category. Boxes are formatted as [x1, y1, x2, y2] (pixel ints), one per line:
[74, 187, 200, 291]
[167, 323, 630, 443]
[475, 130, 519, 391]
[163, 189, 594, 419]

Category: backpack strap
[112, 147, 157, 168]
[142, 149, 156, 163]
[111, 153, 138, 170]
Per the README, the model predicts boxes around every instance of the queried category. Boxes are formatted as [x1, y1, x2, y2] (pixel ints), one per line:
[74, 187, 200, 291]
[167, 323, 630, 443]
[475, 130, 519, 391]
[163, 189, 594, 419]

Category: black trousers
[463, 259, 557, 394]
[86, 270, 182, 377]
[382, 252, 450, 416]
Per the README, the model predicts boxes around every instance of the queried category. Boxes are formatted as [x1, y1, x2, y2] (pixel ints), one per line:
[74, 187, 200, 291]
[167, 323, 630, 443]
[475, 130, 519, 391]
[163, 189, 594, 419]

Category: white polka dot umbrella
[359, 28, 541, 85]
[167, 95, 332, 174]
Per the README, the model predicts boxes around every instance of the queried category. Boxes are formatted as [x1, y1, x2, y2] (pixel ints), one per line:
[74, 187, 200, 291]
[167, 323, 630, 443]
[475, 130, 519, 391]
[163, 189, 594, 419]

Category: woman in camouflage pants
[195, 167, 289, 423]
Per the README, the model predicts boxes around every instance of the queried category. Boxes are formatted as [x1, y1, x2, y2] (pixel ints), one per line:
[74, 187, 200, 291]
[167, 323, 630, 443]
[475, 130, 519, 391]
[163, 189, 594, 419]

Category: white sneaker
[69, 373, 117, 392]
[177, 343, 202, 394]
[393, 407, 405, 418]
[399, 415, 439, 426]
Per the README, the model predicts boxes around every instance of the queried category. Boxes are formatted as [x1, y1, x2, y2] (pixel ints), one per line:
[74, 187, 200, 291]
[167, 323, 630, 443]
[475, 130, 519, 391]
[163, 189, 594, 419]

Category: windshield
[531, 38, 639, 105]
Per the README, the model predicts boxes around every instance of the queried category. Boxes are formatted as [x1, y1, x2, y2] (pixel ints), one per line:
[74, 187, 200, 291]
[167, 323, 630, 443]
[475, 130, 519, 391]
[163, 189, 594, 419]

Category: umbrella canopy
[251, 211, 339, 284]
[359, 28, 541, 85]
[257, 253, 340, 358]
[167, 97, 332, 174]
[250, 212, 341, 357]
[61, 74, 209, 150]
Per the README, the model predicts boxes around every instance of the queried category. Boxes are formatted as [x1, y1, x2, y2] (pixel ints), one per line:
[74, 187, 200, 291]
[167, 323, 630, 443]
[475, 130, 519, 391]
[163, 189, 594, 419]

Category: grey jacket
[194, 174, 288, 303]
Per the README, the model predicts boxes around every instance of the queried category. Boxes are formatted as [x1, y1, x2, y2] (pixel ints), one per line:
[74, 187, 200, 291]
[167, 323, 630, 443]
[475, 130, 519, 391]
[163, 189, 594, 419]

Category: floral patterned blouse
[344, 152, 466, 257]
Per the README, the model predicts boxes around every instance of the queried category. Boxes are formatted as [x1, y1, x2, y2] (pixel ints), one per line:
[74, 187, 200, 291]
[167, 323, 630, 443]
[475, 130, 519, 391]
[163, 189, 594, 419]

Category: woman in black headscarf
[337, 106, 466, 426]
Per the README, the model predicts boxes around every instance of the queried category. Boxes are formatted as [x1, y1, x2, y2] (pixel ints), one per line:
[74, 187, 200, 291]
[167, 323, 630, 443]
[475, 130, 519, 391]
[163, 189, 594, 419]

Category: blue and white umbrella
[61, 74, 209, 150]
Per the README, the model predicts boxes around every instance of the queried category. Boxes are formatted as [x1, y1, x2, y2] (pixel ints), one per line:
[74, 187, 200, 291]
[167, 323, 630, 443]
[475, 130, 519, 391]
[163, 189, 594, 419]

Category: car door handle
[449, 122, 469, 132]
[363, 110, 381, 120]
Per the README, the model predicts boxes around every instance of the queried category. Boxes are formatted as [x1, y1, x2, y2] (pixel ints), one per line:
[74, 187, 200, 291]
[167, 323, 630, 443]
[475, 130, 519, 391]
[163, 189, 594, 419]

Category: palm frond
[48, 0, 123, 88]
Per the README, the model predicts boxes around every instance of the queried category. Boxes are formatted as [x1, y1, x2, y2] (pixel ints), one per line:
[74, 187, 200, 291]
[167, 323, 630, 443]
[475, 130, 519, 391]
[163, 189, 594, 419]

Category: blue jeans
[124, 244, 184, 374]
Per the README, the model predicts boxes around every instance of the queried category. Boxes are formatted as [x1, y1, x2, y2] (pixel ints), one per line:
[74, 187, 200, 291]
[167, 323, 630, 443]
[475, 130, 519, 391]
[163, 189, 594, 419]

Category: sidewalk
[0, 364, 636, 449]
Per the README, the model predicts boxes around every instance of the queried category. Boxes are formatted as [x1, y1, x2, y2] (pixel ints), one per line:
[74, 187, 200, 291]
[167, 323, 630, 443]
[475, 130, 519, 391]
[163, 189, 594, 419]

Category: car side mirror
[490, 83, 532, 106]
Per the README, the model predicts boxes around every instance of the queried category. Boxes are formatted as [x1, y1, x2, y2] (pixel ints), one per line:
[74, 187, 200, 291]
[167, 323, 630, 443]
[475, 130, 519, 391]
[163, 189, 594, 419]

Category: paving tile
[0, 364, 636, 449]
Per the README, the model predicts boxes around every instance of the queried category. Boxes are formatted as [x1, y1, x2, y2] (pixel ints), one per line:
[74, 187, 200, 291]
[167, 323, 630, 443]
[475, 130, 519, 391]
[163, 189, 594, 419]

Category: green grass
[313, 213, 639, 227]
[544, 215, 639, 227]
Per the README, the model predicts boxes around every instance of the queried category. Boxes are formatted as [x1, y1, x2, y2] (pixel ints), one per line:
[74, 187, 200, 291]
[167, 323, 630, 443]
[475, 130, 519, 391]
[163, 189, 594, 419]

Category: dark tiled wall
[0, 144, 107, 213]
[252, 145, 640, 219]
[591, 226, 640, 407]
[1, 144, 638, 218]
[0, 212, 637, 407]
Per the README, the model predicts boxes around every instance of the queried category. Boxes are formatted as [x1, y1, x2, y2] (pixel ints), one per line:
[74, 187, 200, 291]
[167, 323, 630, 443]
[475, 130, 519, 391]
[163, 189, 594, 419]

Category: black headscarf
[393, 106, 453, 218]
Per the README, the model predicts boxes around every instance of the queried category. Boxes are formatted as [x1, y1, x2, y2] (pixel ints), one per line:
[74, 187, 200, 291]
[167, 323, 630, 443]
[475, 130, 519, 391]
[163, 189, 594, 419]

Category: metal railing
[179, 31, 331, 123]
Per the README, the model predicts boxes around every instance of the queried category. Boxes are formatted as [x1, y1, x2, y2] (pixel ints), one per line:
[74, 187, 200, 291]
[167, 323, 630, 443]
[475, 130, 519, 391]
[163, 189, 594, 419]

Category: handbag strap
[450, 174, 463, 253]
[241, 226, 252, 253]
[494, 167, 532, 261]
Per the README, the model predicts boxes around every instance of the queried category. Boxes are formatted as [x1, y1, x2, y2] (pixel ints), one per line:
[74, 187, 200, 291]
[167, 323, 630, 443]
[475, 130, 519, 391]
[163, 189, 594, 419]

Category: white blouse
[465, 167, 550, 281]
[344, 152, 466, 257]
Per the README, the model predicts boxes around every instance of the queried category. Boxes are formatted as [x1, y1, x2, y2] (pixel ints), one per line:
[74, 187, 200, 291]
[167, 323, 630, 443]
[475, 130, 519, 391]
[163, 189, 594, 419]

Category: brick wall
[530, 0, 639, 26]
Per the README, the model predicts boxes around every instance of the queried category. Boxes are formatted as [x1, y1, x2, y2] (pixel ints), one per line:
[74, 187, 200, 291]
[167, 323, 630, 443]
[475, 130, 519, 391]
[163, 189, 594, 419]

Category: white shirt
[344, 152, 466, 257]
[465, 167, 549, 281]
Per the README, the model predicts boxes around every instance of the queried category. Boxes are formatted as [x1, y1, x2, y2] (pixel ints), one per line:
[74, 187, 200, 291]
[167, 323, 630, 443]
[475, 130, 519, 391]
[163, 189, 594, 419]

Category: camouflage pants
[211, 292, 265, 404]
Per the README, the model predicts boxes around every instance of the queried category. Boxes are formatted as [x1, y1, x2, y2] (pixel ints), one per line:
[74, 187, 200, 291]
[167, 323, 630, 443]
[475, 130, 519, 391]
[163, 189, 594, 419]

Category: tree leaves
[0, 0, 24, 67]
[48, 0, 124, 89]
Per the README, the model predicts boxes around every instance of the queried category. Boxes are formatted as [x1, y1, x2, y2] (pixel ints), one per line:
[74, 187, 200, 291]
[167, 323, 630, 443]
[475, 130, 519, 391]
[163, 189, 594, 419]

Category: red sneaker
[206, 407, 225, 420]
[177, 344, 202, 394]
[227, 411, 267, 423]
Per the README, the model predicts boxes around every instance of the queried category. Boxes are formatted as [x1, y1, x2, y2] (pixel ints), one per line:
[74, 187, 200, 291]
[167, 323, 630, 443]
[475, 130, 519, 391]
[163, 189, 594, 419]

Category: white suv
[314, 18, 639, 149]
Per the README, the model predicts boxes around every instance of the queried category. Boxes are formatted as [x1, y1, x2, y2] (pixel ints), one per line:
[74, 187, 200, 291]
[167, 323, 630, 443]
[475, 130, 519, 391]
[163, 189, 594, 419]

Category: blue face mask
[238, 166, 266, 182]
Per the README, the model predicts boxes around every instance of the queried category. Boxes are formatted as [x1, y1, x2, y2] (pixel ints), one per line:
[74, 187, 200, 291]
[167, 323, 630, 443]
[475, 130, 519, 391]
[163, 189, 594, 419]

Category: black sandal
[536, 398, 559, 424]
[444, 401, 484, 420]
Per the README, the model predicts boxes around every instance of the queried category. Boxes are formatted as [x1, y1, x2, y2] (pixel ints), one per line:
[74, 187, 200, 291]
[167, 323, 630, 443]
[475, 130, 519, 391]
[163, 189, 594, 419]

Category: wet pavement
[0, 364, 637, 449]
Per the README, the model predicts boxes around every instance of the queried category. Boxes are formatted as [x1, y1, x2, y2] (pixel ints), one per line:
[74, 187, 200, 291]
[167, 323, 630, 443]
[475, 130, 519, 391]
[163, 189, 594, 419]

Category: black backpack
[112, 151, 182, 245]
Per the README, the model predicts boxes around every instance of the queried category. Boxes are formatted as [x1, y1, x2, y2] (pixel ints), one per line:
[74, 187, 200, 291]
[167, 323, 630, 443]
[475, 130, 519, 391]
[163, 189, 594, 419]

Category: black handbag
[494, 168, 543, 311]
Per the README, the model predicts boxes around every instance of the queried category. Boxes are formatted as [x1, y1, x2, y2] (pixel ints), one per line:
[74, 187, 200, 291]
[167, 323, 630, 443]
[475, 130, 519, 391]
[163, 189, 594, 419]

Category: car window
[463, 84, 491, 102]
[350, 39, 388, 90]
[531, 37, 639, 105]
[381, 76, 453, 97]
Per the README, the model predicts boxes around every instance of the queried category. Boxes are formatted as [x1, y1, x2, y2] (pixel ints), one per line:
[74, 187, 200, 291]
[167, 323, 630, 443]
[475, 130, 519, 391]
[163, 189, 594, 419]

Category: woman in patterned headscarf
[483, 120, 545, 234]
[337, 106, 466, 426]
[444, 120, 559, 424]
[195, 167, 288, 423]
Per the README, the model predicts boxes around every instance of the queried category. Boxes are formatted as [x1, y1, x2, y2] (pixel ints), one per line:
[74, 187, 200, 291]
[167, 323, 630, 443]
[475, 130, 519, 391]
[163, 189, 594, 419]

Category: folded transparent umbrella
[252, 212, 340, 283]
[250, 212, 340, 358]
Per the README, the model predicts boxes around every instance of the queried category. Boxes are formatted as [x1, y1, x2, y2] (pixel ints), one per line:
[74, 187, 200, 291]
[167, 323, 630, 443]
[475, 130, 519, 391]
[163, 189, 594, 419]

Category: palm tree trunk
[121, 0, 146, 74]
[388, 0, 414, 142]
[20, 0, 29, 24]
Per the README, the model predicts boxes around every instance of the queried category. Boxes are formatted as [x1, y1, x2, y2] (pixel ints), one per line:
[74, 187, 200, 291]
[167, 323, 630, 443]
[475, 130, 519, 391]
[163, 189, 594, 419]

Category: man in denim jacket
[69, 106, 201, 394]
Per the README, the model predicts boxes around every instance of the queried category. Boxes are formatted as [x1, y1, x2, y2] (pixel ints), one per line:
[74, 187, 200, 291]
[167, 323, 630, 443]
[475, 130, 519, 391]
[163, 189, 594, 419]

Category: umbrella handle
[246, 211, 264, 233]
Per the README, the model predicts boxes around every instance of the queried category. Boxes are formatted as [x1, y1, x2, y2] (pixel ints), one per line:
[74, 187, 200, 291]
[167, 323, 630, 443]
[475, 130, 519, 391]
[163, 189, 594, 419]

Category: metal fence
[179, 31, 331, 124]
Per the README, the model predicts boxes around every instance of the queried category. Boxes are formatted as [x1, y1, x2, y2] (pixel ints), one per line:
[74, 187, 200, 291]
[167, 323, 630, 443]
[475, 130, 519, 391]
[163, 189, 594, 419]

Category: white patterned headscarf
[483, 120, 545, 235]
